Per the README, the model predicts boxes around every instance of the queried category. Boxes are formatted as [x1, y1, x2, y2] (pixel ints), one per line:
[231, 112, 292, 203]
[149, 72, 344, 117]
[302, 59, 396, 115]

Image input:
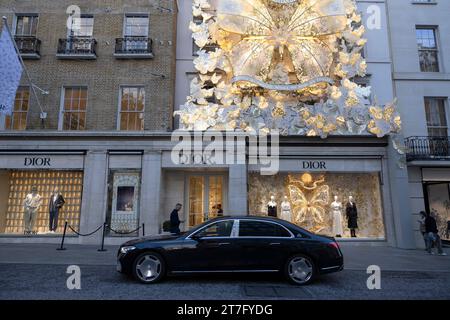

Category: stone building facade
[2, 0, 447, 249]
[387, 0, 450, 247]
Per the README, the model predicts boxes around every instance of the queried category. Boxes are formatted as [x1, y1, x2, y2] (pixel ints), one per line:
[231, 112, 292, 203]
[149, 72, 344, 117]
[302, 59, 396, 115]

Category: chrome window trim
[186, 219, 236, 240]
[320, 265, 341, 270]
[172, 270, 280, 274]
[237, 219, 295, 238]
[186, 218, 295, 240]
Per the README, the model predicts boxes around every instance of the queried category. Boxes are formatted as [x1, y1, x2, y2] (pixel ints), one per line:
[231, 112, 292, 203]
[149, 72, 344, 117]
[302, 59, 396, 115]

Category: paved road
[1, 263, 449, 300]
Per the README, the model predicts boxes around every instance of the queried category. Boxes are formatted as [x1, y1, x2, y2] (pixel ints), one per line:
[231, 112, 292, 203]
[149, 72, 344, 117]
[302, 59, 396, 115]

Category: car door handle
[218, 242, 231, 246]
[270, 242, 281, 246]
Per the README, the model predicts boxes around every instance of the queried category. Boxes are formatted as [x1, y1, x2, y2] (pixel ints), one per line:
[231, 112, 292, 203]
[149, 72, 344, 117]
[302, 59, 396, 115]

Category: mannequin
[23, 185, 42, 235]
[48, 187, 65, 233]
[267, 196, 277, 218]
[280, 196, 292, 222]
[345, 195, 358, 237]
[330, 195, 343, 237]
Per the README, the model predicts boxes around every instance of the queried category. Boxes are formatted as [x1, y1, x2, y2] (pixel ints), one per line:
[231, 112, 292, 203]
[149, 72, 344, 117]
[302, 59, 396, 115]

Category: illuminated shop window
[106, 171, 141, 236]
[248, 172, 385, 239]
[0, 171, 83, 234]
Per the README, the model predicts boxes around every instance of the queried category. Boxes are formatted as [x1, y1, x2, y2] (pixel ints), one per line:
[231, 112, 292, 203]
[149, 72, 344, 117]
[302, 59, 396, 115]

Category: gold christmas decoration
[175, 0, 402, 141]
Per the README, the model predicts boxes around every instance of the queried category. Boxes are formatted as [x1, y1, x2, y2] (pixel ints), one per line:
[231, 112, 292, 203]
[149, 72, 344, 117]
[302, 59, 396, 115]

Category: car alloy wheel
[286, 254, 315, 285]
[133, 252, 165, 284]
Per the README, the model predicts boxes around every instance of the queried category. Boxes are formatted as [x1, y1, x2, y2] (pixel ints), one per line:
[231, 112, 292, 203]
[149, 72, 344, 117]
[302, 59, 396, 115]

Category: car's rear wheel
[285, 254, 316, 285]
[132, 252, 165, 284]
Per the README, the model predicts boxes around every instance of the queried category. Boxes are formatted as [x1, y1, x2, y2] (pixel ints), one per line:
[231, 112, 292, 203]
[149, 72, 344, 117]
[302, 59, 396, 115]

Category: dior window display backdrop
[249, 172, 385, 239]
[106, 170, 141, 235]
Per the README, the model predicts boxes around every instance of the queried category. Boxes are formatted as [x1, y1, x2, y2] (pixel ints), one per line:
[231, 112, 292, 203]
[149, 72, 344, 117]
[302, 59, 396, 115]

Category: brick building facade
[0, 0, 176, 131]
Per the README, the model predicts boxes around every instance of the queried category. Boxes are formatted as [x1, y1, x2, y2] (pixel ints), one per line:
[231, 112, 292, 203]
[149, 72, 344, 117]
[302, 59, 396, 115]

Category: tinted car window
[239, 221, 291, 237]
[195, 220, 234, 238]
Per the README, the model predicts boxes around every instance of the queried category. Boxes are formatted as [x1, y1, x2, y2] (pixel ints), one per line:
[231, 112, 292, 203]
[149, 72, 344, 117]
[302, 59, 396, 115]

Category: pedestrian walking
[418, 211, 428, 249]
[217, 204, 224, 217]
[170, 203, 183, 235]
[425, 211, 447, 256]
[446, 220, 450, 239]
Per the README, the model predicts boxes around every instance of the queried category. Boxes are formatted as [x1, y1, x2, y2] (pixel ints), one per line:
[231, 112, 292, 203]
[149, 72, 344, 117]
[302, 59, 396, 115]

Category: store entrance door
[424, 182, 450, 241]
[187, 175, 224, 228]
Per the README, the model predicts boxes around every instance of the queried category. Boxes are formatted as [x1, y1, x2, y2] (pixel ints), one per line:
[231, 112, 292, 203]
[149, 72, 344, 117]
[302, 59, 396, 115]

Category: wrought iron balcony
[405, 136, 450, 161]
[14, 36, 41, 59]
[56, 38, 97, 59]
[114, 37, 154, 59]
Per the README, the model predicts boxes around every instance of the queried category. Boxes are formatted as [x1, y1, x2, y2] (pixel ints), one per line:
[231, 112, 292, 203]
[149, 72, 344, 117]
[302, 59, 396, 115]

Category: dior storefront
[247, 137, 400, 246]
[0, 134, 415, 248]
[0, 153, 84, 239]
[0, 133, 246, 245]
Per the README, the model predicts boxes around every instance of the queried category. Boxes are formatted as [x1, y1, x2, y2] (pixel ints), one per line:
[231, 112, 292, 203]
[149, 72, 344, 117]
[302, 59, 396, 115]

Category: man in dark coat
[48, 187, 65, 233]
[170, 203, 183, 234]
[425, 211, 446, 255]
[346, 196, 358, 238]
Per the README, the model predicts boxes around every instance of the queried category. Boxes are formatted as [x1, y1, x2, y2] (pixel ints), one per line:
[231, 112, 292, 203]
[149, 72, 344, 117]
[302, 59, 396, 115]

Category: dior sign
[24, 157, 51, 167]
[302, 161, 327, 170]
[171, 130, 280, 175]
[0, 154, 84, 169]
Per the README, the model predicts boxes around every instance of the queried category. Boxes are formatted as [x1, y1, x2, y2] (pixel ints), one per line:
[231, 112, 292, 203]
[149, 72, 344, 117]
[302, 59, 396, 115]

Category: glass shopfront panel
[424, 182, 450, 241]
[106, 171, 141, 236]
[0, 170, 83, 235]
[248, 172, 385, 239]
[187, 175, 224, 228]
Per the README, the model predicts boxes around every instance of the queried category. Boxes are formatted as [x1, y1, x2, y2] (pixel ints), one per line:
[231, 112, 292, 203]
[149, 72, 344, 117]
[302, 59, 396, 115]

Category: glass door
[188, 176, 204, 227]
[187, 175, 224, 228]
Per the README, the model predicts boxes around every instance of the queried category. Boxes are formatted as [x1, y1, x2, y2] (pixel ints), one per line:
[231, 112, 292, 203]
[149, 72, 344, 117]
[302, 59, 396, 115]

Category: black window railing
[405, 136, 450, 161]
[57, 38, 97, 56]
[115, 37, 153, 55]
[14, 36, 41, 55]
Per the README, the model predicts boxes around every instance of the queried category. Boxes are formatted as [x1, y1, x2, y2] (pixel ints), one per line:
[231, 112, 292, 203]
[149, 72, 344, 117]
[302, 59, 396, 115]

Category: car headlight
[120, 246, 136, 254]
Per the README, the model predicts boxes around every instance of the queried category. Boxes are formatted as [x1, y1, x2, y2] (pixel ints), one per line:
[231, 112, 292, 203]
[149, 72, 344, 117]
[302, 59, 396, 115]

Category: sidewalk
[0, 243, 448, 272]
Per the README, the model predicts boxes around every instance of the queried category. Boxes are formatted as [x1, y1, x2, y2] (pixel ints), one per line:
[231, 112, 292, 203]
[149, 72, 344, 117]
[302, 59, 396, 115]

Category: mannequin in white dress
[331, 195, 343, 237]
[280, 196, 292, 222]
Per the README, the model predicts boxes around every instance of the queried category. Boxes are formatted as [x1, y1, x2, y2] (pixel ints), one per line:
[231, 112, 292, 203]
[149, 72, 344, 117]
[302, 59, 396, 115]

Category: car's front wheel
[285, 254, 316, 285]
[132, 252, 166, 284]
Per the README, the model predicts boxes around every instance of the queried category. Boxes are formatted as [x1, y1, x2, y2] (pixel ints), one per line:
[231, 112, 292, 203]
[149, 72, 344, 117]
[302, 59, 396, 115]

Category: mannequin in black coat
[346, 196, 358, 237]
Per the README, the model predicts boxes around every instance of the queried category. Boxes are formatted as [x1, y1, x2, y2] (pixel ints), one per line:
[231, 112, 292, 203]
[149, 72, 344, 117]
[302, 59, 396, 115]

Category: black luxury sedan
[117, 216, 343, 285]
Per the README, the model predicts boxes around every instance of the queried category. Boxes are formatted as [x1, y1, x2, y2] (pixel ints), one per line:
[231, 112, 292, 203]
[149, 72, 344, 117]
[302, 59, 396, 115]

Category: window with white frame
[425, 97, 448, 137]
[416, 27, 440, 72]
[60, 87, 87, 130]
[15, 15, 39, 36]
[5, 87, 30, 131]
[124, 15, 149, 36]
[123, 15, 149, 51]
[68, 15, 94, 37]
[118, 87, 145, 131]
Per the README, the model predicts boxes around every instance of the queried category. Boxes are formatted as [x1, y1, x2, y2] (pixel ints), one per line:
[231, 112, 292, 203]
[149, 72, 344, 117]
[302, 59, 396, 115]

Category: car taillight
[328, 241, 342, 256]
[328, 242, 338, 249]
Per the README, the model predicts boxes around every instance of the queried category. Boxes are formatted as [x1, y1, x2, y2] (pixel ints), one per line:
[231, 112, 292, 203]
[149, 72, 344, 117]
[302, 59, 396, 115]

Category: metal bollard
[98, 222, 107, 252]
[142, 223, 145, 237]
[57, 221, 68, 251]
